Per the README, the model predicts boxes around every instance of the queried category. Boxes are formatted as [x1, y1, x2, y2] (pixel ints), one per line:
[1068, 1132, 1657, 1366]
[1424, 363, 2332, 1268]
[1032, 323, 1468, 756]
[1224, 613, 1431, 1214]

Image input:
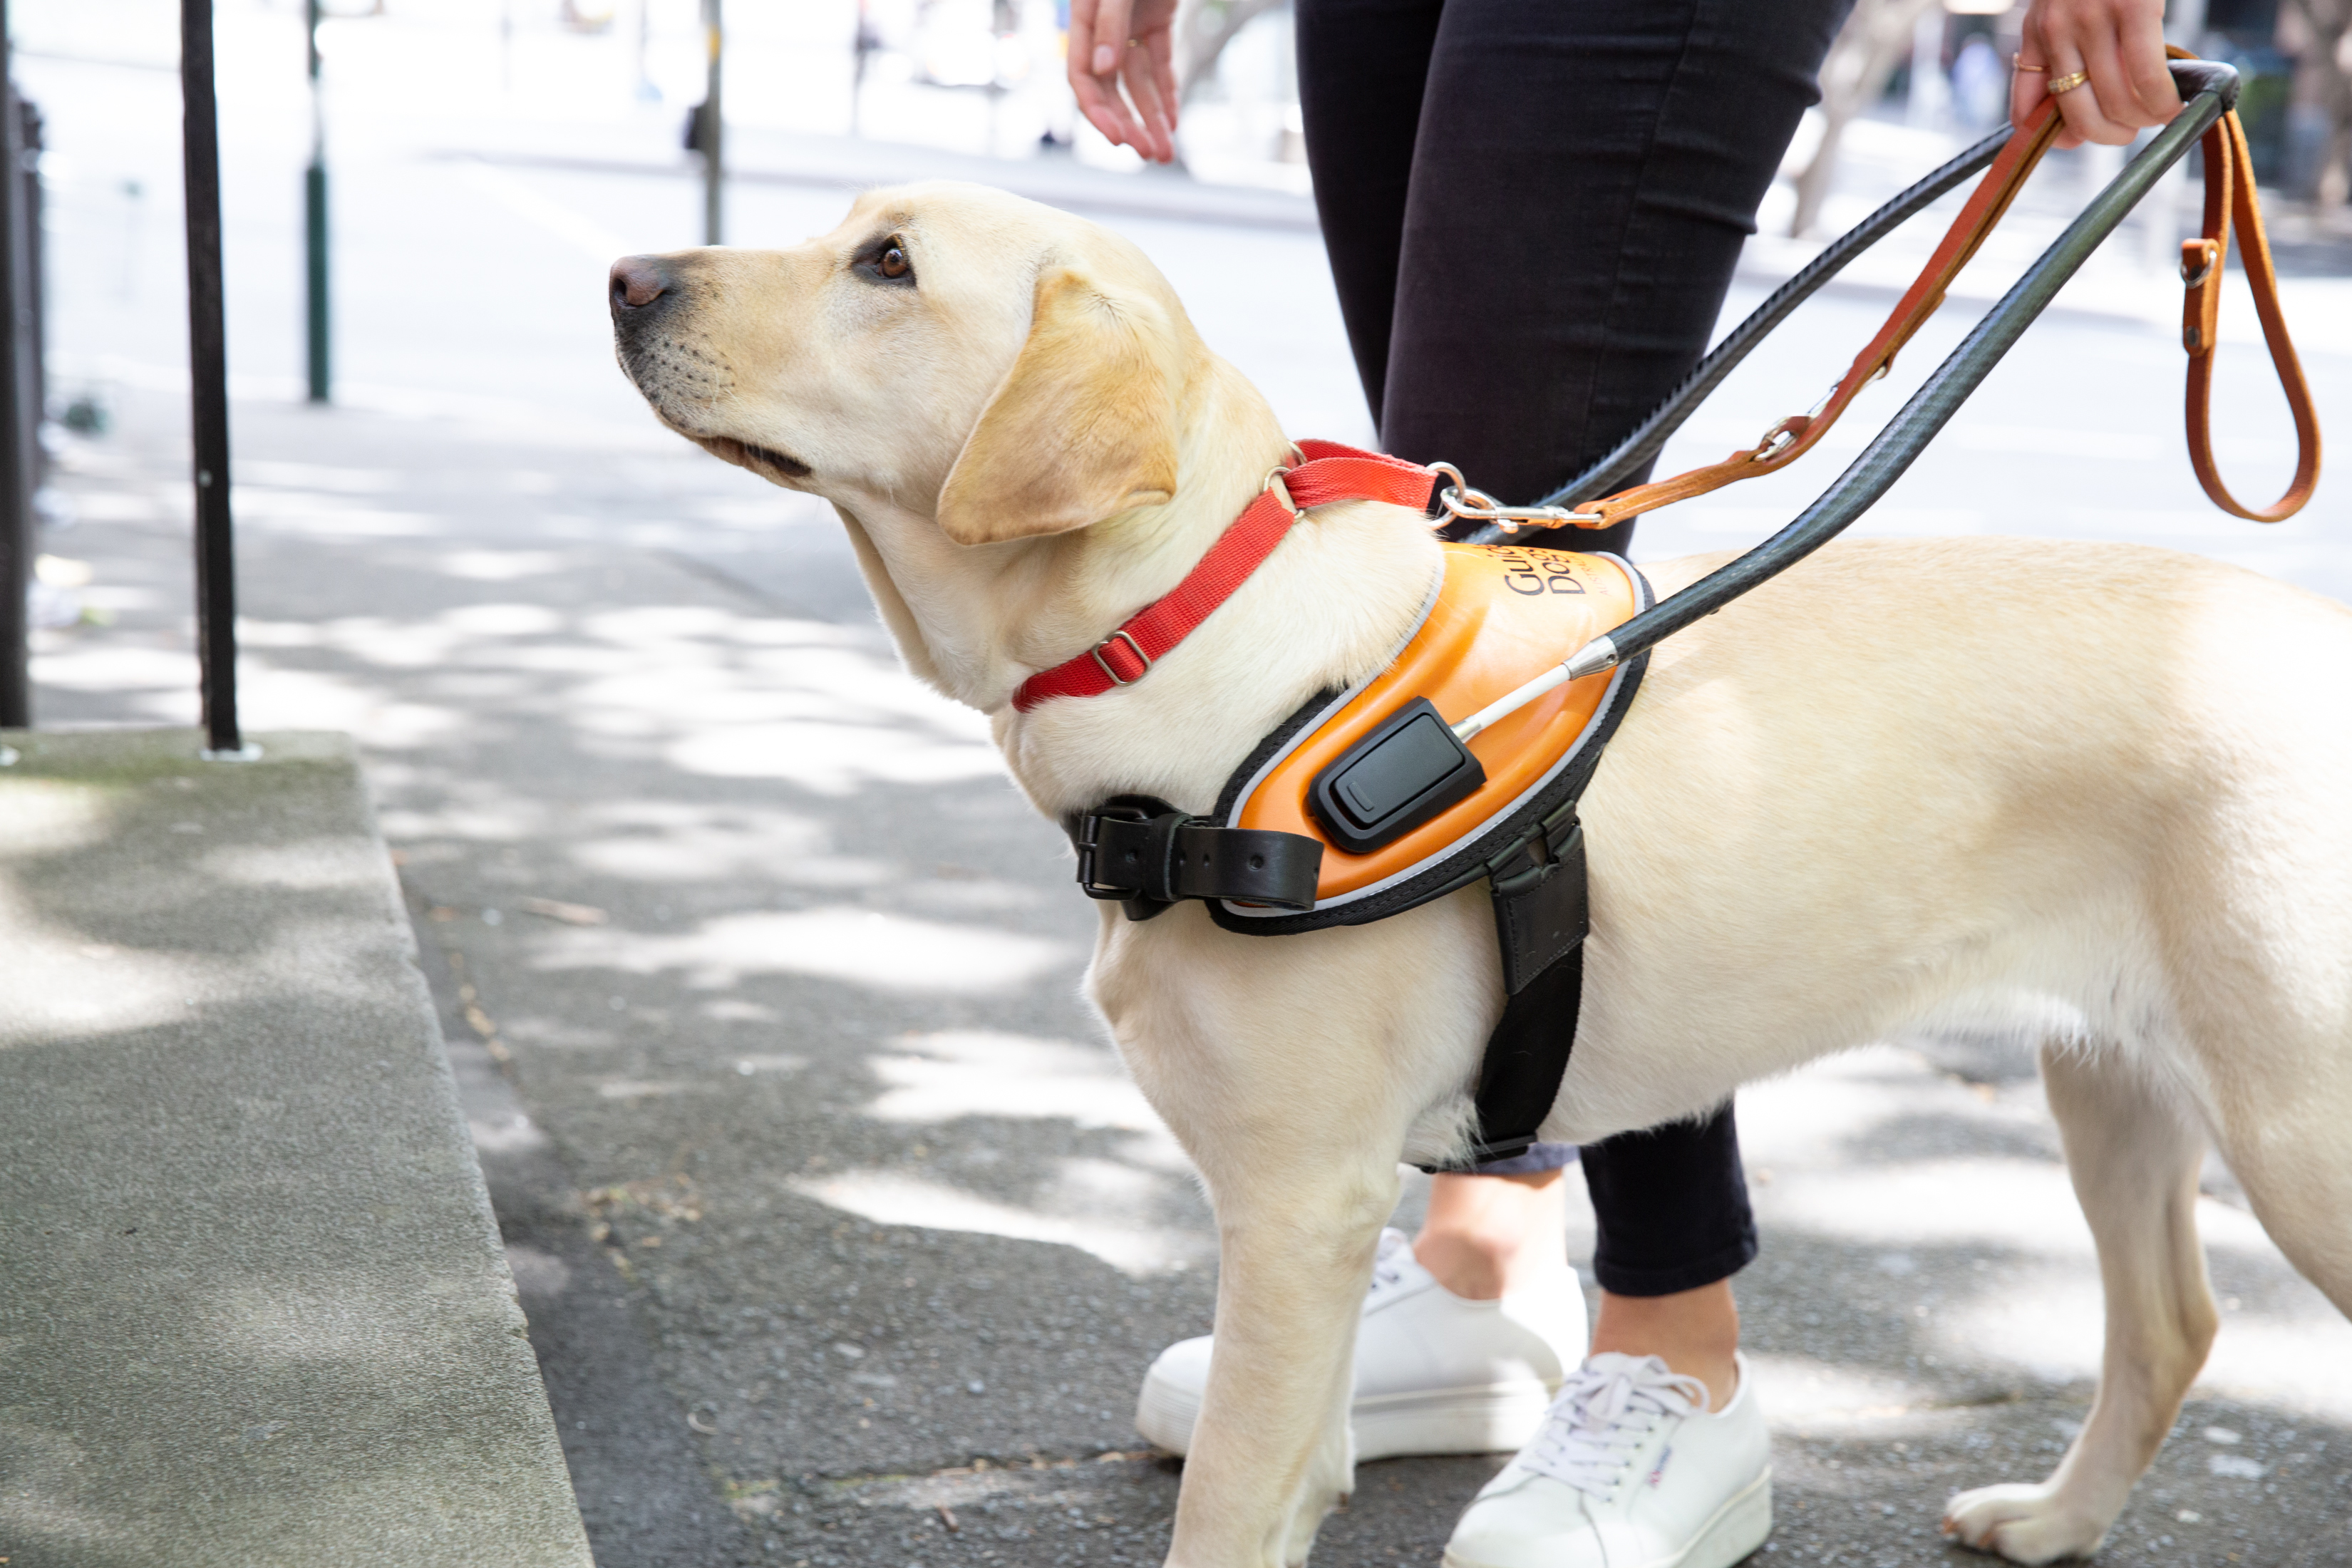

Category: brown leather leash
[1552, 66, 2319, 531]
[2182, 103, 2321, 520]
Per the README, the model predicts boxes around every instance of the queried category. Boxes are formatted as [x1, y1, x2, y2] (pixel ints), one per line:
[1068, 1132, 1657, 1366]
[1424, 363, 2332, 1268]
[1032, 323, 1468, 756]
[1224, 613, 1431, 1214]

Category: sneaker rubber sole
[1440, 1468, 1773, 1568]
[1137, 1371, 1561, 1461]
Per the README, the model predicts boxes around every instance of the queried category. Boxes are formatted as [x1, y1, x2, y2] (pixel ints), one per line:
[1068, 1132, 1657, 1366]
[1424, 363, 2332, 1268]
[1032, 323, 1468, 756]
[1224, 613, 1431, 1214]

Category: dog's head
[608, 182, 1210, 547]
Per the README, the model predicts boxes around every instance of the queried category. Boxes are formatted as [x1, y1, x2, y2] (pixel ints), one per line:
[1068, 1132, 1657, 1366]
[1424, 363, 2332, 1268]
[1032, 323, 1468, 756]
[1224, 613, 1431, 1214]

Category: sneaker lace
[1520, 1353, 1709, 1500]
[1366, 1228, 1418, 1304]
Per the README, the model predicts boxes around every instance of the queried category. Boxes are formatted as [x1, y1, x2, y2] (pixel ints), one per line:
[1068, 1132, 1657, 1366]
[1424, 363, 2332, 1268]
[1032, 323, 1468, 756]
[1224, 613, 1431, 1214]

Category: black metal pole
[20, 96, 41, 491]
[304, 0, 328, 403]
[702, 0, 723, 245]
[181, 0, 242, 755]
[0, 0, 35, 732]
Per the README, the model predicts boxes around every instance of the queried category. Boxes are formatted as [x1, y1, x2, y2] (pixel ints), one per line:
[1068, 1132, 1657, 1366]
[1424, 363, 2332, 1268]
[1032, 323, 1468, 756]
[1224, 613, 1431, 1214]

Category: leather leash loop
[2180, 101, 2321, 522]
[1529, 53, 2316, 532]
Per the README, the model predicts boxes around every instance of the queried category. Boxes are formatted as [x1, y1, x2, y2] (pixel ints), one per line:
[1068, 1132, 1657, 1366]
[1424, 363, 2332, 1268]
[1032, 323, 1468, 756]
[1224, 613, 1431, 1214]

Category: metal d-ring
[1260, 443, 1308, 512]
[1262, 465, 1296, 512]
[1427, 463, 1602, 534]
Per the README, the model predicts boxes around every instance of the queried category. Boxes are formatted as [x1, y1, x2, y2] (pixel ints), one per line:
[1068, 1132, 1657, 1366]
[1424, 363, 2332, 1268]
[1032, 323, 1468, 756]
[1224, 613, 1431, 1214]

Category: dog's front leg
[1169, 1155, 1398, 1568]
[1095, 900, 1492, 1567]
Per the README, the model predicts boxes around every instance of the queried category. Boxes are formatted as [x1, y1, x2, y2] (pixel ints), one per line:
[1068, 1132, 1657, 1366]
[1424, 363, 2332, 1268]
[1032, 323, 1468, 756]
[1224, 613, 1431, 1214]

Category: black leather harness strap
[1070, 795, 1324, 922]
[1435, 805, 1592, 1170]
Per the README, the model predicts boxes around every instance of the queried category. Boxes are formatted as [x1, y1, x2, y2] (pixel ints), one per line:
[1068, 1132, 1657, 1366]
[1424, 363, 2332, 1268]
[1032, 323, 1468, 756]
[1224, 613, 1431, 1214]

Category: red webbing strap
[1290, 439, 1443, 510]
[1009, 443, 1438, 713]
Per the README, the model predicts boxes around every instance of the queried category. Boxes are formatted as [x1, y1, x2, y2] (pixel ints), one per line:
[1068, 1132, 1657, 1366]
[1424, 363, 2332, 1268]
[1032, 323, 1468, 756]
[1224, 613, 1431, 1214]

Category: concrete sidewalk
[0, 728, 591, 1568]
[22, 374, 2352, 1568]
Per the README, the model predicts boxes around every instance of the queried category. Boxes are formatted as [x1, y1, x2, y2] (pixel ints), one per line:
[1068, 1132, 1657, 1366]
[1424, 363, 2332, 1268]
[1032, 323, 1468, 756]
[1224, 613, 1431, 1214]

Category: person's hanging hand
[2013, 0, 2182, 149]
[1066, 0, 1182, 163]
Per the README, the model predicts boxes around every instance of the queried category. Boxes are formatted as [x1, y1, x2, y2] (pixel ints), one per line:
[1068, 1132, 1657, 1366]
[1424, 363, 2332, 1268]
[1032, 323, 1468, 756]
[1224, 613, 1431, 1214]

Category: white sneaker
[1443, 1352, 1771, 1568]
[1135, 1228, 1588, 1460]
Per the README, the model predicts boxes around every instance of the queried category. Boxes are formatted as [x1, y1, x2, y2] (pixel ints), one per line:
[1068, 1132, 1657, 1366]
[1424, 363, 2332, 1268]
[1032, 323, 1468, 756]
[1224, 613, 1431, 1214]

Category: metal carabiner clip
[1425, 463, 1603, 534]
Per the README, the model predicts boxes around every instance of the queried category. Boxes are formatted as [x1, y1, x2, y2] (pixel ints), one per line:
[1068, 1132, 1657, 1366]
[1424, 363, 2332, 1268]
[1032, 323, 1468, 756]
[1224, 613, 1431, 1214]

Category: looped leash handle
[1518, 52, 2316, 534]
[2178, 76, 2322, 522]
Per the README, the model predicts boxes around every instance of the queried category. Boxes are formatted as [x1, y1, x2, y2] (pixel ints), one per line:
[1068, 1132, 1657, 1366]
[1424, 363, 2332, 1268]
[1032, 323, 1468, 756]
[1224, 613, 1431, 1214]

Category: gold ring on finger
[2048, 69, 2090, 95]
[1127, 36, 1140, 46]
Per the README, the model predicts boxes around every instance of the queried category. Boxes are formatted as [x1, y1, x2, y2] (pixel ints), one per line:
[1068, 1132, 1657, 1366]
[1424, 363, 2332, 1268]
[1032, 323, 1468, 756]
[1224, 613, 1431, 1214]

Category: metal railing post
[0, 0, 36, 732]
[181, 0, 245, 758]
[701, 0, 723, 245]
[19, 96, 39, 491]
[304, 0, 328, 403]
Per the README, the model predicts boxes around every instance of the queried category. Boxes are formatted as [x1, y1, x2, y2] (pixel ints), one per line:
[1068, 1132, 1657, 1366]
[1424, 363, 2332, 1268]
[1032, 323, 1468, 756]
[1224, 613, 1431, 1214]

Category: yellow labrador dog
[609, 182, 2352, 1567]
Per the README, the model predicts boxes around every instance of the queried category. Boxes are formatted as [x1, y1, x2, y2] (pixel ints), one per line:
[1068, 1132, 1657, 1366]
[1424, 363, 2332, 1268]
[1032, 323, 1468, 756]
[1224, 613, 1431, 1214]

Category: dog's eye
[855, 235, 915, 286]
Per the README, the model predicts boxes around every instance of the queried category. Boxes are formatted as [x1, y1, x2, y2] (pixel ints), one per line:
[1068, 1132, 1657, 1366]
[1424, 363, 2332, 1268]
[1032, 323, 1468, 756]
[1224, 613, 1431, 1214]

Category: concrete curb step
[0, 729, 591, 1568]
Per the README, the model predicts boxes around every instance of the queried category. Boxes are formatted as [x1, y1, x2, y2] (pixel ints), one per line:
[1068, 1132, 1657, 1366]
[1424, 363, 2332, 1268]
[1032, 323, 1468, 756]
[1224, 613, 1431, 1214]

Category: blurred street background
[11, 0, 2352, 1564]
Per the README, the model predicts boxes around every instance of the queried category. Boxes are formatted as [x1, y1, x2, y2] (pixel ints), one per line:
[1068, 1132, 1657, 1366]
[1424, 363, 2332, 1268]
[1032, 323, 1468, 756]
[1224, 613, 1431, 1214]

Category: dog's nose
[609, 256, 670, 312]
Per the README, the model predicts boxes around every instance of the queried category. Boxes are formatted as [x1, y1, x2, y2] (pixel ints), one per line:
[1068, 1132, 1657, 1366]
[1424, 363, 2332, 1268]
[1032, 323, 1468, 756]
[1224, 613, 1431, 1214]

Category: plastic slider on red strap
[1090, 630, 1152, 686]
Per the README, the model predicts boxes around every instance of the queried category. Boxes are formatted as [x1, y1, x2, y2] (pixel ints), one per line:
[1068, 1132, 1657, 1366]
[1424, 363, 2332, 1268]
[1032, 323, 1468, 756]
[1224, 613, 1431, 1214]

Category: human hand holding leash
[1066, 0, 1180, 163]
[2013, 0, 2181, 148]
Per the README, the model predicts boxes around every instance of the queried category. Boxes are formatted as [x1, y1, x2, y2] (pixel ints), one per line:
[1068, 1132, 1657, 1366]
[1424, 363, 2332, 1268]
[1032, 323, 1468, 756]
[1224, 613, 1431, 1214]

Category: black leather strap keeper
[1073, 795, 1323, 922]
[1491, 817, 1588, 997]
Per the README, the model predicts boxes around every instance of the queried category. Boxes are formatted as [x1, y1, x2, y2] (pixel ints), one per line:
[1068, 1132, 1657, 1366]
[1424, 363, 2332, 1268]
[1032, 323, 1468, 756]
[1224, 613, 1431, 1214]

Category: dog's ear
[934, 267, 1181, 546]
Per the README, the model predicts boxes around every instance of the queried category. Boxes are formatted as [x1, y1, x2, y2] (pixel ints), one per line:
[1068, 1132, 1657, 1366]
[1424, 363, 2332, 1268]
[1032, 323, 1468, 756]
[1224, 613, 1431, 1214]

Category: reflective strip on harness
[1215, 545, 1649, 929]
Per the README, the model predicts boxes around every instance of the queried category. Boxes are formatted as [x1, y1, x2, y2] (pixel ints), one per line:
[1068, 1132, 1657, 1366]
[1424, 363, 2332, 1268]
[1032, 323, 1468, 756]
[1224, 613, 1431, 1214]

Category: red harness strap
[1010, 440, 1437, 713]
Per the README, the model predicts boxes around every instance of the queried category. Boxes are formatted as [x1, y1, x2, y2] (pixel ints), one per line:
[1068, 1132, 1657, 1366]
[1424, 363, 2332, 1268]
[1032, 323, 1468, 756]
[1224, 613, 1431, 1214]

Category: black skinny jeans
[1296, 0, 1848, 1297]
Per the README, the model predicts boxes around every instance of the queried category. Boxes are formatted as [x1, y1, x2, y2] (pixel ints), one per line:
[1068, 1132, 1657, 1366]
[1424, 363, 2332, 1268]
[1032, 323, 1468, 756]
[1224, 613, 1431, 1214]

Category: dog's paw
[1278, 1472, 1349, 1566]
[1942, 1482, 2110, 1564]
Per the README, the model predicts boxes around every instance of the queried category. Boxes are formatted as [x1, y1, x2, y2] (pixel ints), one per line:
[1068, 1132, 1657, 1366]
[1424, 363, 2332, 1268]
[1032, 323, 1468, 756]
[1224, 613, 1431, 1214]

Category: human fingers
[1071, 68, 1142, 150]
[1120, 31, 1178, 161]
[2074, 12, 2173, 132]
[2041, 33, 2132, 147]
[1119, 48, 1170, 162]
[1145, 24, 1182, 153]
[2013, 11, 2083, 148]
[1069, 0, 1143, 148]
[2114, 0, 2182, 125]
[1084, 0, 1134, 81]
[2033, 0, 2175, 142]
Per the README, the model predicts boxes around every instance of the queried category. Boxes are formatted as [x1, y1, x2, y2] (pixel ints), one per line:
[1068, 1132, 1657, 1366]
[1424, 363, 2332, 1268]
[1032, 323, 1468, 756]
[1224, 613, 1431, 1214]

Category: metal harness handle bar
[1450, 60, 2294, 744]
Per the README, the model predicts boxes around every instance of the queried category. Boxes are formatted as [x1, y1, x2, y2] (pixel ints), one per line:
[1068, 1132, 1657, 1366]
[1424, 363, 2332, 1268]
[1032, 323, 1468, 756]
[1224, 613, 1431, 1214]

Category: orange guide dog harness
[1214, 542, 1644, 927]
[1046, 62, 2320, 1169]
[1048, 443, 1650, 1168]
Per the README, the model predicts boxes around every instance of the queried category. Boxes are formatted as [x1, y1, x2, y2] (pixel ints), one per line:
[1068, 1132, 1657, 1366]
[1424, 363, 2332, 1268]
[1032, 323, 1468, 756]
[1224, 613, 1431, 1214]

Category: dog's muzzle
[609, 255, 671, 316]
[608, 255, 679, 374]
